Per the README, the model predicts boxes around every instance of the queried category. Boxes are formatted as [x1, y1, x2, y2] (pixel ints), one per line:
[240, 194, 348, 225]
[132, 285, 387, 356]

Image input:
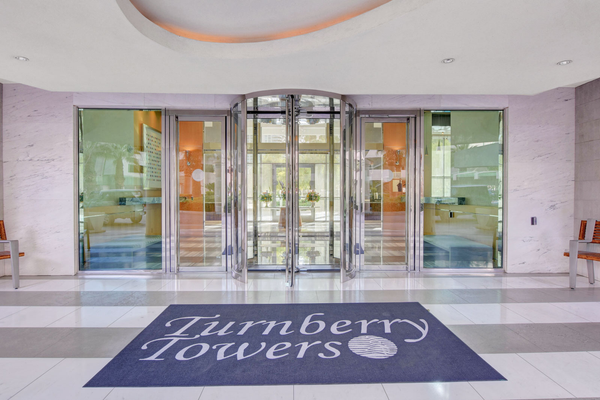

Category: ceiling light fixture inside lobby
[442, 58, 455, 64]
[14, 56, 29, 61]
[557, 60, 572, 65]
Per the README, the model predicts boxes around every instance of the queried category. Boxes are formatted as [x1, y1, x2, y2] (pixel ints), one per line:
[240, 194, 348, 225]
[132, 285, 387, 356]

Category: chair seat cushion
[0, 251, 25, 260]
[564, 251, 600, 261]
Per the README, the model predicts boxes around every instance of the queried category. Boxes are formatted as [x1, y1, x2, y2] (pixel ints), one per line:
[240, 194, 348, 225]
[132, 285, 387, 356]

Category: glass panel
[297, 151, 334, 266]
[423, 111, 503, 268]
[245, 97, 341, 272]
[260, 120, 286, 143]
[298, 95, 341, 111]
[247, 118, 287, 266]
[246, 96, 287, 111]
[364, 122, 407, 266]
[178, 120, 223, 268]
[78, 109, 162, 271]
[299, 119, 328, 144]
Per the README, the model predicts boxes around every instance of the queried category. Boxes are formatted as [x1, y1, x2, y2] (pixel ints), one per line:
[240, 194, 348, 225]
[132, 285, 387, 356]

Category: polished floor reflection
[81, 217, 162, 271]
[177, 218, 407, 269]
[1, 272, 600, 399]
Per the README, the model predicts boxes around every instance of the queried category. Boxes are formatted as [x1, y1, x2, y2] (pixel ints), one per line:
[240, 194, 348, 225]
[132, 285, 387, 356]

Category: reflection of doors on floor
[382, 211, 405, 237]
[180, 210, 203, 236]
[179, 210, 222, 267]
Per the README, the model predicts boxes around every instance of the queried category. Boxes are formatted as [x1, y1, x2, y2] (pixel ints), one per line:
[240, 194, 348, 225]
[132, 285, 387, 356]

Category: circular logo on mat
[348, 335, 398, 359]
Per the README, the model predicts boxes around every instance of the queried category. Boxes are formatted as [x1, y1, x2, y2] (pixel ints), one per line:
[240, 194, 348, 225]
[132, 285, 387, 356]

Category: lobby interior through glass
[247, 95, 342, 272]
[76, 100, 503, 275]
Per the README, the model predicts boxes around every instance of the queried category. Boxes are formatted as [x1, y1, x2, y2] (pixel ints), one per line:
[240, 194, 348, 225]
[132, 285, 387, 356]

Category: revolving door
[228, 93, 360, 286]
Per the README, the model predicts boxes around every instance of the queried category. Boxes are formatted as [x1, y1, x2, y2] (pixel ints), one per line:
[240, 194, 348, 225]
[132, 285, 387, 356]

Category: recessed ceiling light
[14, 56, 29, 61]
[557, 60, 572, 66]
[441, 58, 455, 64]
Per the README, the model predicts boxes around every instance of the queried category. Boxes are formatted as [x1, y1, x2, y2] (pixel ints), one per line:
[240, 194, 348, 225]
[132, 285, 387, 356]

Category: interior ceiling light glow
[14, 56, 29, 61]
[557, 60, 572, 65]
[441, 58, 455, 64]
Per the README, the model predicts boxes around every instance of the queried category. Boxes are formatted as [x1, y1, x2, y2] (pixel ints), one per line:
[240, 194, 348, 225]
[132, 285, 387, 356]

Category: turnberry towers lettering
[139, 313, 428, 361]
[85, 303, 505, 387]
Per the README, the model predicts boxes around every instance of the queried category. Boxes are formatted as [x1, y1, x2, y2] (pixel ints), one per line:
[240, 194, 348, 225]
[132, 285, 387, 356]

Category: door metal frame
[165, 110, 229, 273]
[228, 99, 248, 282]
[357, 111, 419, 271]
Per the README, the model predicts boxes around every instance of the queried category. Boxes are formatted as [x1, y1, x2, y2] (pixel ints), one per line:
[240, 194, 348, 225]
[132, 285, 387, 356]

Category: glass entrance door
[229, 93, 358, 285]
[175, 116, 226, 272]
[362, 119, 411, 269]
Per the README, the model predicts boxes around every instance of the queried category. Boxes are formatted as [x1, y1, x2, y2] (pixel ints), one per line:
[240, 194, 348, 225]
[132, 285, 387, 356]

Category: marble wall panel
[144, 93, 238, 109]
[505, 87, 575, 273]
[1, 84, 579, 276]
[0, 84, 3, 276]
[575, 78, 600, 105]
[350, 94, 442, 109]
[2, 84, 75, 276]
[73, 92, 238, 110]
[350, 94, 510, 110]
[73, 92, 145, 107]
[0, 84, 3, 218]
[364, 90, 575, 274]
[440, 95, 509, 109]
[574, 77, 600, 282]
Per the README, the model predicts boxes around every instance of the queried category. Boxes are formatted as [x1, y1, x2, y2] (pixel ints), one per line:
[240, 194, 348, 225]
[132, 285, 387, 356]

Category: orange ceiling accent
[132, 1, 391, 43]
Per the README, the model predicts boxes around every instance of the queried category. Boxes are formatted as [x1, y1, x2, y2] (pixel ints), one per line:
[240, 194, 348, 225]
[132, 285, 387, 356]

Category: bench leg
[587, 260, 596, 284]
[10, 241, 19, 289]
[569, 240, 579, 289]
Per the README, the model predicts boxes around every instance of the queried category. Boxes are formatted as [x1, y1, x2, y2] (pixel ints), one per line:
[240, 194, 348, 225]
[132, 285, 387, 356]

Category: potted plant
[279, 187, 286, 205]
[306, 190, 320, 206]
[260, 191, 273, 207]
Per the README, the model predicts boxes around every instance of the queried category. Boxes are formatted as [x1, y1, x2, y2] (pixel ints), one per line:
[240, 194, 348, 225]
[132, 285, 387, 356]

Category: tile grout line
[104, 305, 137, 328]
[43, 306, 83, 328]
[451, 303, 536, 325]
[553, 301, 600, 322]
[7, 358, 66, 400]
[445, 304, 478, 324]
[380, 383, 391, 400]
[110, 279, 140, 291]
[527, 276, 566, 288]
[560, 323, 600, 345]
[467, 381, 486, 400]
[102, 387, 115, 400]
[514, 352, 578, 399]
[504, 302, 592, 323]
[0, 305, 31, 322]
[589, 351, 600, 361]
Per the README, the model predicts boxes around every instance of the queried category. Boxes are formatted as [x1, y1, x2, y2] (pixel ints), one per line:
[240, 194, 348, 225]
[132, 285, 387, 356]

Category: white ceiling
[130, 0, 391, 43]
[0, 0, 599, 95]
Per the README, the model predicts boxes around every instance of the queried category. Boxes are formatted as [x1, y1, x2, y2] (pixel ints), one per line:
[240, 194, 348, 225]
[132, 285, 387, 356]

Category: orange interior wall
[382, 123, 406, 212]
[178, 122, 204, 230]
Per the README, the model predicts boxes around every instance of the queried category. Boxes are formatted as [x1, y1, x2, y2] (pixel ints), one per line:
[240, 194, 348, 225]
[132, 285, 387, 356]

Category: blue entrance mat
[86, 302, 505, 387]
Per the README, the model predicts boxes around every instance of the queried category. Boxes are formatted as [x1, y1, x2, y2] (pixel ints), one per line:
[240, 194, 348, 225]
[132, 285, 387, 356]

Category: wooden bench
[0, 220, 24, 289]
[564, 219, 599, 289]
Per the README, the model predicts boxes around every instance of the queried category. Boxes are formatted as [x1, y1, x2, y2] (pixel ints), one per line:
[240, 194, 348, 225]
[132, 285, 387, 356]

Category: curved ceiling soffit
[116, 0, 434, 59]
